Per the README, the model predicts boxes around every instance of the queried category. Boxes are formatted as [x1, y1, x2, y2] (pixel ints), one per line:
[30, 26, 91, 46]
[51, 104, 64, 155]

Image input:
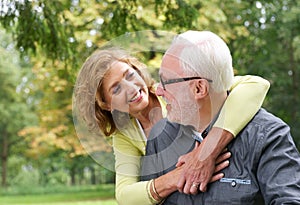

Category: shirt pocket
[207, 171, 260, 204]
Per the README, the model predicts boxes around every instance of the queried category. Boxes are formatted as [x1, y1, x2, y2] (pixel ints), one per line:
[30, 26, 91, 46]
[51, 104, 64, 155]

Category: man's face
[156, 53, 199, 126]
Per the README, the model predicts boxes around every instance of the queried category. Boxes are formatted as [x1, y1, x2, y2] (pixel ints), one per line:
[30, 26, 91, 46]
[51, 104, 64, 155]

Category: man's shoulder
[250, 108, 288, 130]
[237, 108, 291, 148]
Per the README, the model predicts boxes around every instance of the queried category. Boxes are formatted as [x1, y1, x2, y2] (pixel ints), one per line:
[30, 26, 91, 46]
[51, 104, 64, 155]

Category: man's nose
[156, 84, 164, 96]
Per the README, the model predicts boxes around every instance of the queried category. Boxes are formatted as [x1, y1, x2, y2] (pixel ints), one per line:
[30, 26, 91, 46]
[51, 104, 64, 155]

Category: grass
[0, 184, 117, 205]
[0, 198, 117, 205]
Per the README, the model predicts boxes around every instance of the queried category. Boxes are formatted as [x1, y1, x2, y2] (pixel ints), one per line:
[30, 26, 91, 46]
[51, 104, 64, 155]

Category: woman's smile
[128, 89, 143, 103]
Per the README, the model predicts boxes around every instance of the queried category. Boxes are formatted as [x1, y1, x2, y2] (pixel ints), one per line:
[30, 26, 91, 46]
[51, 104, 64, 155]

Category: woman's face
[101, 61, 150, 114]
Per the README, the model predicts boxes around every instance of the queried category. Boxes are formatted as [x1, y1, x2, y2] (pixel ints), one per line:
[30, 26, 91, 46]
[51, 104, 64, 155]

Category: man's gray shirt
[141, 109, 300, 204]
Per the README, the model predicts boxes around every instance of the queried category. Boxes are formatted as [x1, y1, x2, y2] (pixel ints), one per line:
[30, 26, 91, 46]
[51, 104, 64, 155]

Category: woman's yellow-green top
[113, 75, 270, 205]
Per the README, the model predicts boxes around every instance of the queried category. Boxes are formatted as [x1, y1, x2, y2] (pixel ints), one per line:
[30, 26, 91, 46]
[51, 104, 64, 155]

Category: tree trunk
[1, 131, 8, 187]
[70, 166, 76, 185]
[90, 166, 96, 185]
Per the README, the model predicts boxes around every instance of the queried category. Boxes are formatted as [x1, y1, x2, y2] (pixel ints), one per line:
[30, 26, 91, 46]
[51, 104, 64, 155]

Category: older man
[141, 30, 300, 204]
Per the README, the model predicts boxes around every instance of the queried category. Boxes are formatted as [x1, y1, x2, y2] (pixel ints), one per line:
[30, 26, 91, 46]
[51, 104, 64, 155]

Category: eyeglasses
[159, 75, 213, 91]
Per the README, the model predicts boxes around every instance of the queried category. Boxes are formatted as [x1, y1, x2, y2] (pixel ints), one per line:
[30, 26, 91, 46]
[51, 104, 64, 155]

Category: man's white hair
[170, 30, 234, 92]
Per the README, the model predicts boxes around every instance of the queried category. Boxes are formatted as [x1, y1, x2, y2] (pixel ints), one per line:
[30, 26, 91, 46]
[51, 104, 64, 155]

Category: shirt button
[231, 180, 237, 187]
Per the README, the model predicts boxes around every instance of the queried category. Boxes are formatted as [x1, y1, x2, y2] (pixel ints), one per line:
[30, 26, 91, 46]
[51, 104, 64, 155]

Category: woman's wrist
[151, 179, 164, 201]
[147, 179, 163, 204]
[201, 127, 234, 159]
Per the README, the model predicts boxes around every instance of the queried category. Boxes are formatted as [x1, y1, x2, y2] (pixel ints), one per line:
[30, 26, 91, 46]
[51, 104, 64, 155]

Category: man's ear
[193, 79, 209, 99]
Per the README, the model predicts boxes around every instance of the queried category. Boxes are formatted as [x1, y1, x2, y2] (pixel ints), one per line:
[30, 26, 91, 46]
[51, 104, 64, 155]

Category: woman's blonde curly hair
[74, 48, 155, 136]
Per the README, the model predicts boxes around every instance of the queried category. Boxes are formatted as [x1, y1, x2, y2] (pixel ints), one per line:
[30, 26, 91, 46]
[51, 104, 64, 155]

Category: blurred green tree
[0, 29, 37, 187]
[230, 0, 300, 146]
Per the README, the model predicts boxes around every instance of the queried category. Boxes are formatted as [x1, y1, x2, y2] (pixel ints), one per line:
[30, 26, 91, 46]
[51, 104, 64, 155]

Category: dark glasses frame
[159, 75, 213, 90]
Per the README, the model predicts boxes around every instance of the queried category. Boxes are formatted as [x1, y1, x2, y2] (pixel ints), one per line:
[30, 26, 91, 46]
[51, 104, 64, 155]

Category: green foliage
[0, 0, 76, 62]
[155, 0, 199, 30]
[230, 0, 300, 147]
[0, 29, 38, 187]
[0, 30, 38, 132]
[10, 166, 40, 188]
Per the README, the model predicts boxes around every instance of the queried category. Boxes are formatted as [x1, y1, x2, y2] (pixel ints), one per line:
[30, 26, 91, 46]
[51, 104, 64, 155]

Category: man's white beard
[167, 94, 200, 129]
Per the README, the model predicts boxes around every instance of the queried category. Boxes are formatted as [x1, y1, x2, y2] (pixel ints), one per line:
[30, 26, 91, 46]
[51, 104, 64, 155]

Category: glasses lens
[160, 75, 165, 90]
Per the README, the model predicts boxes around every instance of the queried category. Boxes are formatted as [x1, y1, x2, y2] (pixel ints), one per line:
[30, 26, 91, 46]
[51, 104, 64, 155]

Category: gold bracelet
[152, 179, 163, 201]
[147, 179, 160, 204]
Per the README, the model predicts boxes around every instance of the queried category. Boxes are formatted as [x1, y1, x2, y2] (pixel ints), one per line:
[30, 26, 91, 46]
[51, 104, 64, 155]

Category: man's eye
[112, 84, 121, 95]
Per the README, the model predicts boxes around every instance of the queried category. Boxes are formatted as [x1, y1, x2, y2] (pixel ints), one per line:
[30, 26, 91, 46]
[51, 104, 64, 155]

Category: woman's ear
[102, 104, 111, 111]
[193, 79, 209, 99]
[96, 98, 111, 111]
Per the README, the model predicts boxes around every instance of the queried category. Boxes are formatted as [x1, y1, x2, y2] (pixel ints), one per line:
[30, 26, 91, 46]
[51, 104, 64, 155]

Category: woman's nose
[123, 80, 138, 94]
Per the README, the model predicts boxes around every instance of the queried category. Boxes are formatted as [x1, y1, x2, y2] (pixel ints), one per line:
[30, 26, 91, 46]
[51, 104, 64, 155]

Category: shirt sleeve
[113, 132, 153, 205]
[257, 119, 300, 204]
[213, 75, 270, 136]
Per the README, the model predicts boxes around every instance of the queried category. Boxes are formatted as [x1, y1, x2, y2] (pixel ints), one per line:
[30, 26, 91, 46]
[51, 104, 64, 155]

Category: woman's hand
[152, 144, 230, 198]
[210, 148, 231, 180]
[175, 128, 234, 195]
[176, 141, 231, 195]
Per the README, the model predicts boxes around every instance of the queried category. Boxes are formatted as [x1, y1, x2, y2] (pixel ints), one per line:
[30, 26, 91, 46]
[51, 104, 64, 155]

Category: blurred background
[0, 0, 299, 204]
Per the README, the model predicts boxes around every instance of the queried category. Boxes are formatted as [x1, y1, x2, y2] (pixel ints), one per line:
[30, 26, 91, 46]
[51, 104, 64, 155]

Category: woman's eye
[126, 71, 135, 80]
[112, 84, 121, 95]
